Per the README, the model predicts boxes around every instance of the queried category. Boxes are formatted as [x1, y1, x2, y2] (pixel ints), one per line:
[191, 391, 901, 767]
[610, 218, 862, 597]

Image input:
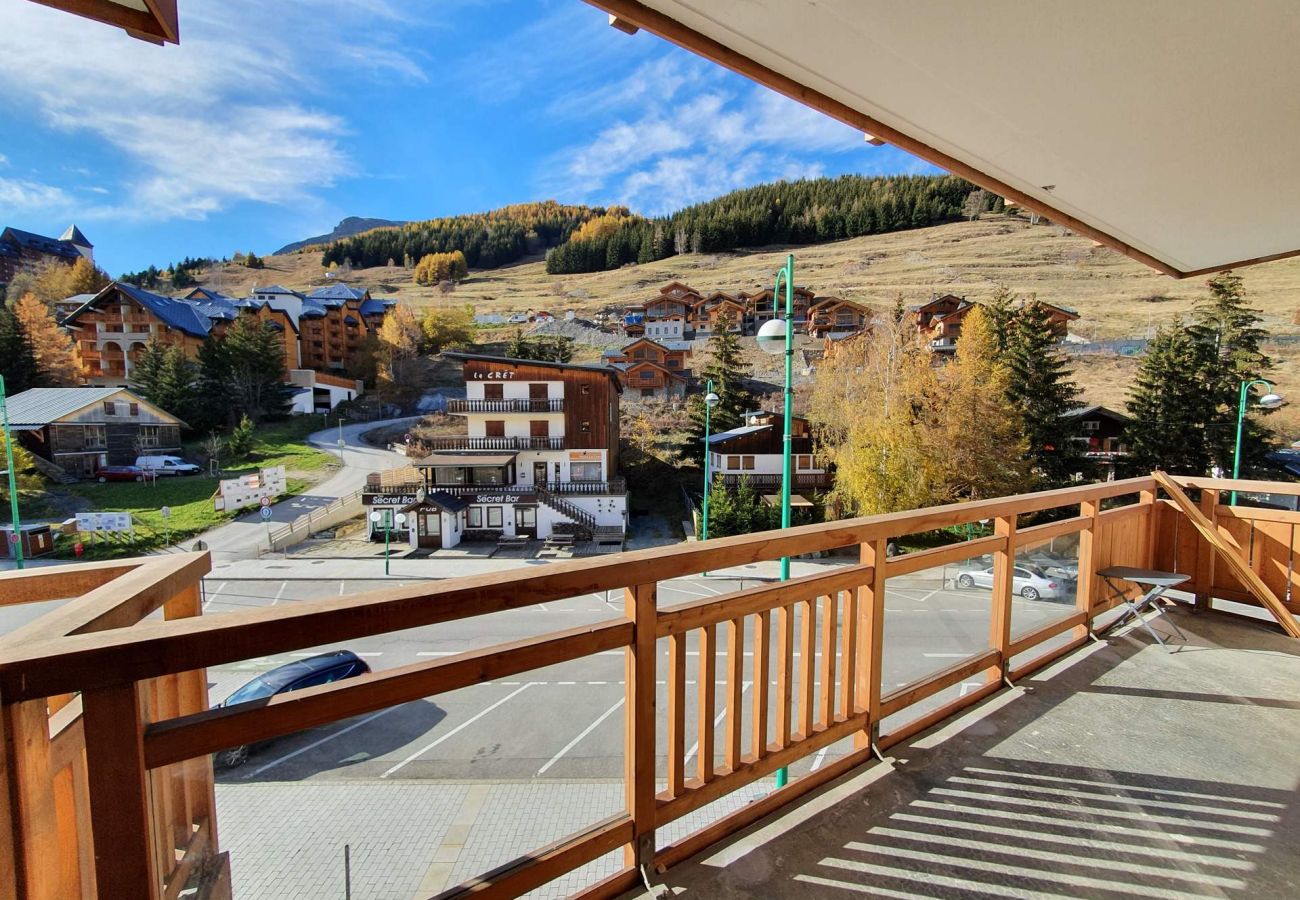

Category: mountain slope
[275, 216, 406, 255]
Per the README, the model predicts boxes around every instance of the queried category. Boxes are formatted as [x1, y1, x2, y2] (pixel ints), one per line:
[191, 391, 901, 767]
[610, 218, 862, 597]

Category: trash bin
[0, 523, 56, 559]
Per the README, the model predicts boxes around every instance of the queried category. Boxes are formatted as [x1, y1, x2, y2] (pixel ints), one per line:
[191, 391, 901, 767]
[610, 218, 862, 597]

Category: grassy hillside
[188, 213, 1300, 438]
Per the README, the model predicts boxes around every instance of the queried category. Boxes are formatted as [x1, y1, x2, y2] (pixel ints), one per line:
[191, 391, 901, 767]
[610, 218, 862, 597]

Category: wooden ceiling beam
[26, 0, 178, 44]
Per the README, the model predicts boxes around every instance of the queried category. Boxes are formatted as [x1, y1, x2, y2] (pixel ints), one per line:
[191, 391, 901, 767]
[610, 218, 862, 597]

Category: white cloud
[0, 0, 426, 221]
[0, 153, 8, 167]
[0, 177, 72, 212]
[542, 74, 877, 214]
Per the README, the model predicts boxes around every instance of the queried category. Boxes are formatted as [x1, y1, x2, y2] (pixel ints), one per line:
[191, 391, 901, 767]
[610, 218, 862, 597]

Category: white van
[135, 455, 201, 476]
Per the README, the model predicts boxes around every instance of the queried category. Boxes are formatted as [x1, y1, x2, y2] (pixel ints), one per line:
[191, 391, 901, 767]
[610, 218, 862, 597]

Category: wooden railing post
[82, 682, 157, 900]
[855, 538, 887, 749]
[1196, 488, 1219, 611]
[623, 583, 656, 871]
[1076, 499, 1101, 635]
[988, 515, 1017, 682]
[1139, 488, 1158, 570]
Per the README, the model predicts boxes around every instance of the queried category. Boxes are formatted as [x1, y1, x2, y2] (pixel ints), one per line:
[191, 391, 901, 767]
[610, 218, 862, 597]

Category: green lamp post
[756, 253, 796, 787]
[0, 374, 23, 570]
[700, 379, 720, 542]
[370, 509, 408, 576]
[1230, 379, 1283, 505]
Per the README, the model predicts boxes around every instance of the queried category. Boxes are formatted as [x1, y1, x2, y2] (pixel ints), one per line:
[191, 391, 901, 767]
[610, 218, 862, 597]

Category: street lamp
[701, 381, 720, 542]
[369, 509, 407, 576]
[757, 253, 796, 789]
[0, 374, 23, 570]
[337, 417, 348, 463]
[1231, 379, 1284, 505]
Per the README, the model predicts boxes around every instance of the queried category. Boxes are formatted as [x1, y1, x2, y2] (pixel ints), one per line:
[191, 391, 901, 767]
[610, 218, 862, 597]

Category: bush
[225, 414, 255, 459]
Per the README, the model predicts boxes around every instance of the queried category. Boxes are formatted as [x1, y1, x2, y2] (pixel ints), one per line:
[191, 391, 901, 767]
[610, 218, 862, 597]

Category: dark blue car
[216, 650, 371, 768]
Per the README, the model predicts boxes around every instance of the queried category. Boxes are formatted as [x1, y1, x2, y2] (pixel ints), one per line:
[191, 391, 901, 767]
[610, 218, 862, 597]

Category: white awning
[592, 0, 1300, 278]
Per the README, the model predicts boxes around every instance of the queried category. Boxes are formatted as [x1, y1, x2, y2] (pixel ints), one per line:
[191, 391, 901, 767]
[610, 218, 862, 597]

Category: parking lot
[201, 559, 1083, 785]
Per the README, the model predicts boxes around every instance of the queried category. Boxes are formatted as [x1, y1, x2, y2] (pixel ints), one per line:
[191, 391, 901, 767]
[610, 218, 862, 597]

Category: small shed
[0, 523, 56, 559]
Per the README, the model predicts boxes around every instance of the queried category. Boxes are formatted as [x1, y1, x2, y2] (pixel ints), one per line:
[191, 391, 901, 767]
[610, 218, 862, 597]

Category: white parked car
[508, 313, 529, 324]
[954, 564, 1064, 601]
[135, 455, 201, 476]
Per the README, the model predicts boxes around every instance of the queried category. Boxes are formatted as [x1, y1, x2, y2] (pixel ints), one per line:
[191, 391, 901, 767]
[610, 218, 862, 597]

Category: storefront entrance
[515, 506, 537, 538]
[418, 510, 441, 549]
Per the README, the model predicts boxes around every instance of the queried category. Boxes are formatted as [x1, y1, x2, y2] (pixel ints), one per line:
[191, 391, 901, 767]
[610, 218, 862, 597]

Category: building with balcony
[708, 411, 830, 490]
[807, 296, 872, 338]
[363, 353, 627, 546]
[602, 337, 692, 402]
[0, 223, 92, 286]
[3, 386, 183, 478]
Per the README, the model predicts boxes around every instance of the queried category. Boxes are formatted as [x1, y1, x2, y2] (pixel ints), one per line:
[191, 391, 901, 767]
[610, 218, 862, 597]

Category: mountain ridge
[275, 216, 407, 255]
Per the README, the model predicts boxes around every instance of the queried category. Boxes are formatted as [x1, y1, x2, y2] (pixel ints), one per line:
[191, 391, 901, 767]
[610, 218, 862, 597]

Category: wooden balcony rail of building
[2, 474, 1299, 899]
[718, 472, 833, 489]
[446, 398, 565, 414]
[422, 436, 566, 451]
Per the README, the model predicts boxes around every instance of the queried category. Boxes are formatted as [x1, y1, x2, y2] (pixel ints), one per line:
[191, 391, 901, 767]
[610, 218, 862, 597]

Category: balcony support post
[1077, 499, 1101, 636]
[623, 583, 657, 870]
[987, 515, 1017, 683]
[1195, 488, 1219, 611]
[854, 538, 887, 750]
[82, 682, 158, 900]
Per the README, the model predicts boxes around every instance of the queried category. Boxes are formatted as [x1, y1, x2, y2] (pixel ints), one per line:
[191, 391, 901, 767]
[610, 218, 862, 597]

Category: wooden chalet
[1020, 299, 1081, 339]
[807, 296, 871, 337]
[707, 411, 830, 488]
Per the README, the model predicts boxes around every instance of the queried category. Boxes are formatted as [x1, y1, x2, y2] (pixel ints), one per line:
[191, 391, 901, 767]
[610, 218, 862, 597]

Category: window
[486, 506, 503, 528]
[798, 455, 812, 470]
[581, 384, 591, 395]
[639, 370, 653, 380]
[485, 420, 505, 437]
[483, 383, 504, 400]
[516, 507, 536, 528]
[727, 455, 740, 469]
[1081, 420, 1100, 432]
[129, 403, 139, 416]
[667, 358, 679, 367]
[84, 425, 106, 448]
[529, 420, 549, 438]
[742, 456, 755, 470]
[467, 507, 483, 528]
[471, 466, 504, 484]
[571, 462, 602, 481]
[434, 467, 467, 485]
[641, 388, 654, 397]
[102, 401, 116, 415]
[137, 426, 161, 448]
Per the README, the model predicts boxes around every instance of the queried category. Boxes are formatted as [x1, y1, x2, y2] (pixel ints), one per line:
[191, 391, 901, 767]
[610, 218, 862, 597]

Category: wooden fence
[0, 474, 1291, 899]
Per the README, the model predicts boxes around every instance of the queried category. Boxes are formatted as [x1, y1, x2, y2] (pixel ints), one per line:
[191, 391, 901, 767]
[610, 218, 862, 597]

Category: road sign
[260, 495, 273, 508]
[260, 507, 273, 520]
[161, 506, 172, 519]
[7, 533, 17, 544]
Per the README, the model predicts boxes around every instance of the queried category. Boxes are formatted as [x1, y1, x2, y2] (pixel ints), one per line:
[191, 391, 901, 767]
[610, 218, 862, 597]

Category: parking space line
[537, 697, 624, 775]
[338, 581, 346, 596]
[382, 682, 536, 778]
[203, 582, 227, 612]
[664, 584, 719, 599]
[684, 682, 750, 765]
[271, 581, 288, 605]
[811, 746, 830, 771]
[244, 707, 401, 778]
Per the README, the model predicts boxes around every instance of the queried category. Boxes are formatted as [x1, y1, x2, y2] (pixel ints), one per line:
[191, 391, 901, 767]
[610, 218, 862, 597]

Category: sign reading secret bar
[363, 493, 420, 507]
[471, 493, 535, 505]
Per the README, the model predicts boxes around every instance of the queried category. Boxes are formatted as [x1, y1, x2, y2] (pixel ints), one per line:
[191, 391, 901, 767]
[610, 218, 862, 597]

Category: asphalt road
[202, 565, 1082, 785]
[191, 416, 420, 556]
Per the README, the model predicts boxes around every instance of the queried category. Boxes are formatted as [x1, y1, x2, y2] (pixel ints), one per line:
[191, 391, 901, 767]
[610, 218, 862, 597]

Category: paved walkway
[186, 416, 419, 558]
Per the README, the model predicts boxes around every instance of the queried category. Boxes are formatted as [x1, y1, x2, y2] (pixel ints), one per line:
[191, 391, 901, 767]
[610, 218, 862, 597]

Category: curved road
[190, 416, 421, 557]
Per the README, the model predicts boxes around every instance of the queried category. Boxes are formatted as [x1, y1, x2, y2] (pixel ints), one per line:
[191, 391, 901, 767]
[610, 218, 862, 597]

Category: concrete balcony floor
[643, 607, 1300, 899]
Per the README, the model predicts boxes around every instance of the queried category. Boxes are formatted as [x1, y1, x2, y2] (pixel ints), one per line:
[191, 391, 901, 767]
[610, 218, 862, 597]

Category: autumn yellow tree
[810, 318, 950, 515]
[937, 305, 1031, 500]
[421, 304, 476, 353]
[413, 250, 469, 285]
[14, 292, 81, 386]
[375, 303, 423, 400]
[4, 258, 108, 304]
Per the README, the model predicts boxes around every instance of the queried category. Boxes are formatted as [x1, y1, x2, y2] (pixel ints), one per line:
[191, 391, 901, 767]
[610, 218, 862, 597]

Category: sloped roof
[251, 284, 303, 297]
[4, 387, 130, 426]
[360, 298, 395, 316]
[115, 283, 212, 337]
[307, 283, 369, 301]
[708, 424, 771, 445]
[0, 226, 81, 259]
[1062, 404, 1130, 424]
[59, 224, 92, 247]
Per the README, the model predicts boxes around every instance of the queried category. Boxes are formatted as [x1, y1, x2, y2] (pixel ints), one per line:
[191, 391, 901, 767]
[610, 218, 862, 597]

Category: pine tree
[13, 293, 80, 386]
[1125, 322, 1214, 474]
[985, 284, 1016, 352]
[1004, 300, 1085, 486]
[134, 339, 201, 426]
[0, 303, 39, 394]
[198, 318, 294, 424]
[1185, 271, 1274, 470]
[684, 312, 753, 462]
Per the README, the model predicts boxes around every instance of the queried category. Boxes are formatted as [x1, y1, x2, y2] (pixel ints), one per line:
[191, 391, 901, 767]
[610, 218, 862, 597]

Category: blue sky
[0, 0, 933, 275]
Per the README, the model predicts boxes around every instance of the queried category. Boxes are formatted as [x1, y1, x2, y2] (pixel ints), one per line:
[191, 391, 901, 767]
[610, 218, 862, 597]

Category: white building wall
[711, 451, 824, 476]
[466, 379, 563, 401]
[467, 415, 565, 439]
[567, 495, 628, 529]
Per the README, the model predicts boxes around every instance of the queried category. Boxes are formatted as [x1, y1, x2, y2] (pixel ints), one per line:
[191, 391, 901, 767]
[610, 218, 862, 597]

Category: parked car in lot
[94, 464, 145, 483]
[1022, 552, 1079, 582]
[135, 455, 200, 476]
[954, 563, 1064, 601]
[215, 650, 371, 768]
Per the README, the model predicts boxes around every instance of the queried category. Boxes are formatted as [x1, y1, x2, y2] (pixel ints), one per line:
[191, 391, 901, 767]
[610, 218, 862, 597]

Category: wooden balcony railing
[422, 435, 565, 451]
[718, 472, 832, 489]
[3, 475, 1299, 899]
[447, 398, 564, 414]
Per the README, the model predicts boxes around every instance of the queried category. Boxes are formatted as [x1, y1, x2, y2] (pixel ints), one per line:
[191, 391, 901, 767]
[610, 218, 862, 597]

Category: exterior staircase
[27, 454, 79, 485]
[536, 487, 595, 539]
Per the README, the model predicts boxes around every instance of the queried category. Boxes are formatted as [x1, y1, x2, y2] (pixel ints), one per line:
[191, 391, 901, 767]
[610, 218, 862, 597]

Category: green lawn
[60, 417, 335, 557]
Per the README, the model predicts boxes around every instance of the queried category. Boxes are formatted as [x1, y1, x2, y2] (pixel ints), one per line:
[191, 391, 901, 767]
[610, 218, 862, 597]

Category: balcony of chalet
[447, 398, 565, 414]
[3, 474, 1300, 900]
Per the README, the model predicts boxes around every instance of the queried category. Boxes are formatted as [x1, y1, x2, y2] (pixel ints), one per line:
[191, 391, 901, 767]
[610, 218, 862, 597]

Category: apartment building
[0, 223, 92, 286]
[363, 353, 627, 548]
[63, 281, 393, 388]
[622, 280, 869, 340]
